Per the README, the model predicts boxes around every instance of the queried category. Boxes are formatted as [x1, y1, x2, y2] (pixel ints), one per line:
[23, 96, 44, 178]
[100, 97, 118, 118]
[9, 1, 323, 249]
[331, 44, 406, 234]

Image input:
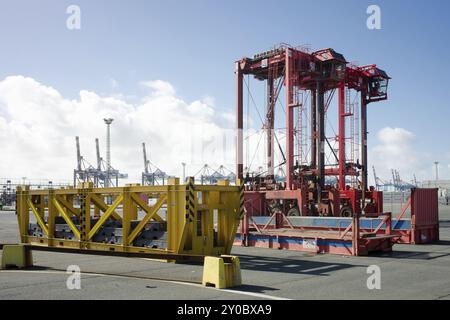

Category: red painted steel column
[285, 49, 294, 190]
[240, 209, 249, 246]
[267, 78, 275, 177]
[338, 82, 346, 190]
[386, 212, 392, 236]
[317, 82, 325, 205]
[310, 88, 317, 168]
[236, 61, 244, 180]
[360, 89, 368, 211]
[352, 213, 360, 256]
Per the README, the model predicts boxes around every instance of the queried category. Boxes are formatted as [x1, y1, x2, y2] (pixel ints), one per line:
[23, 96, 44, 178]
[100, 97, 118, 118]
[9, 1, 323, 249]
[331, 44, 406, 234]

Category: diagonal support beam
[27, 199, 49, 237]
[88, 194, 123, 240]
[339, 222, 353, 240]
[373, 215, 389, 234]
[396, 197, 411, 221]
[90, 194, 122, 220]
[55, 196, 80, 217]
[261, 212, 276, 232]
[249, 216, 263, 234]
[127, 194, 167, 245]
[130, 193, 163, 222]
[52, 198, 81, 240]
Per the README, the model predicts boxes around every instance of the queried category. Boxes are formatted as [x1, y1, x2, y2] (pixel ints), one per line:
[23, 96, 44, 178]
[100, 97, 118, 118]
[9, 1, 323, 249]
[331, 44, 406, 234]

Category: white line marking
[0, 270, 289, 300]
[218, 288, 290, 300]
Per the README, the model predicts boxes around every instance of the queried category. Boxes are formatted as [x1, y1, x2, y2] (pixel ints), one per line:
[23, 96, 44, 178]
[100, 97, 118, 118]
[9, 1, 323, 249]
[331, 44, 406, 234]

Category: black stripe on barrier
[239, 183, 245, 219]
[240, 205, 245, 219]
[185, 180, 195, 220]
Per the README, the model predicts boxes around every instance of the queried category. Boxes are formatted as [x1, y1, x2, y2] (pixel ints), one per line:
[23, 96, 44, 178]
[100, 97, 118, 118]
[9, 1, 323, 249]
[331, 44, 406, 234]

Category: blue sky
[0, 0, 449, 182]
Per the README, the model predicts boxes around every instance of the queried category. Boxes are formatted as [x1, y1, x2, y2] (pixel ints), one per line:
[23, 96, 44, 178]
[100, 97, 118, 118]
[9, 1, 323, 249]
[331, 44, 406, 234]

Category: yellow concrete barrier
[1, 244, 33, 269]
[202, 255, 241, 289]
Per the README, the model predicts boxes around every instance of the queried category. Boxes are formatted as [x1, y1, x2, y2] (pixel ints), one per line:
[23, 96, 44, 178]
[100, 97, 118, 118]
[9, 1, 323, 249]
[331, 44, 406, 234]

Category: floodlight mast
[103, 118, 114, 187]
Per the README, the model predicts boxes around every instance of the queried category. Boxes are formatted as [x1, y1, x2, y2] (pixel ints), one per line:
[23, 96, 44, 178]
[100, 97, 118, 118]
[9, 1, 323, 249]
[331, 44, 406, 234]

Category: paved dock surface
[1, 207, 450, 300]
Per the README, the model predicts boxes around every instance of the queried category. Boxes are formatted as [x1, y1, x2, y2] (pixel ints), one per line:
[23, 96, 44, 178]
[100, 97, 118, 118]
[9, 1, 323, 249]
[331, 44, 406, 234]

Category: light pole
[104, 118, 114, 187]
[182, 162, 186, 183]
[434, 161, 439, 182]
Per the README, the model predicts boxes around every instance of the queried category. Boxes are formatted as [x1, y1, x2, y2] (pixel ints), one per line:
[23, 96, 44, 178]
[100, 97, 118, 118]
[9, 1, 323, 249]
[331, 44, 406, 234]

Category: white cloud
[140, 80, 175, 97]
[377, 127, 414, 145]
[0, 76, 237, 184]
[221, 112, 235, 124]
[369, 127, 436, 184]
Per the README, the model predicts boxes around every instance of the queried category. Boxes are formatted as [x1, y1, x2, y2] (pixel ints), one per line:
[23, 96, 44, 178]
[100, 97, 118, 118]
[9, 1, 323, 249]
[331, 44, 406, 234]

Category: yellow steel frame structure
[16, 178, 243, 258]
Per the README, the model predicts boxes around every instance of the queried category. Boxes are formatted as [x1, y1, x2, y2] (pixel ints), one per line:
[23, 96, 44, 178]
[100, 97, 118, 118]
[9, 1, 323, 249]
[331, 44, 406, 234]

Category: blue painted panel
[249, 216, 412, 230]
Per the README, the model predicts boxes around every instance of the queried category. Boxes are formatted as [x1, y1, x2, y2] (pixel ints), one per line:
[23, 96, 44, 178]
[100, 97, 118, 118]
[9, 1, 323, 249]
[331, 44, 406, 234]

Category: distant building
[421, 180, 450, 197]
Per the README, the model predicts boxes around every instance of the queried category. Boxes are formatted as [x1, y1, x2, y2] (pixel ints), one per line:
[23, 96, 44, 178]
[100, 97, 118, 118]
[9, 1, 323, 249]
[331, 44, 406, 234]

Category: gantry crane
[73, 136, 127, 188]
[141, 142, 169, 185]
[73, 136, 96, 186]
[193, 164, 236, 185]
[235, 44, 390, 217]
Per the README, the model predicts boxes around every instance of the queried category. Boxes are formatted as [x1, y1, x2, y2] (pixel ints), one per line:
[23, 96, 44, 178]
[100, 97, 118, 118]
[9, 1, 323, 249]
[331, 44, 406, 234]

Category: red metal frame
[238, 188, 440, 252]
[234, 44, 393, 255]
[236, 210, 394, 256]
[338, 82, 346, 191]
[236, 45, 390, 217]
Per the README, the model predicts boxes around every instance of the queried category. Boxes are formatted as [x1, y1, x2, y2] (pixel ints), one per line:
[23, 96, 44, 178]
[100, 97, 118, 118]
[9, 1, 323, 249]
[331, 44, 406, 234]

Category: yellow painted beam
[27, 199, 49, 237]
[52, 198, 81, 240]
[130, 192, 163, 222]
[90, 194, 122, 220]
[55, 196, 80, 217]
[127, 194, 166, 245]
[88, 194, 123, 240]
